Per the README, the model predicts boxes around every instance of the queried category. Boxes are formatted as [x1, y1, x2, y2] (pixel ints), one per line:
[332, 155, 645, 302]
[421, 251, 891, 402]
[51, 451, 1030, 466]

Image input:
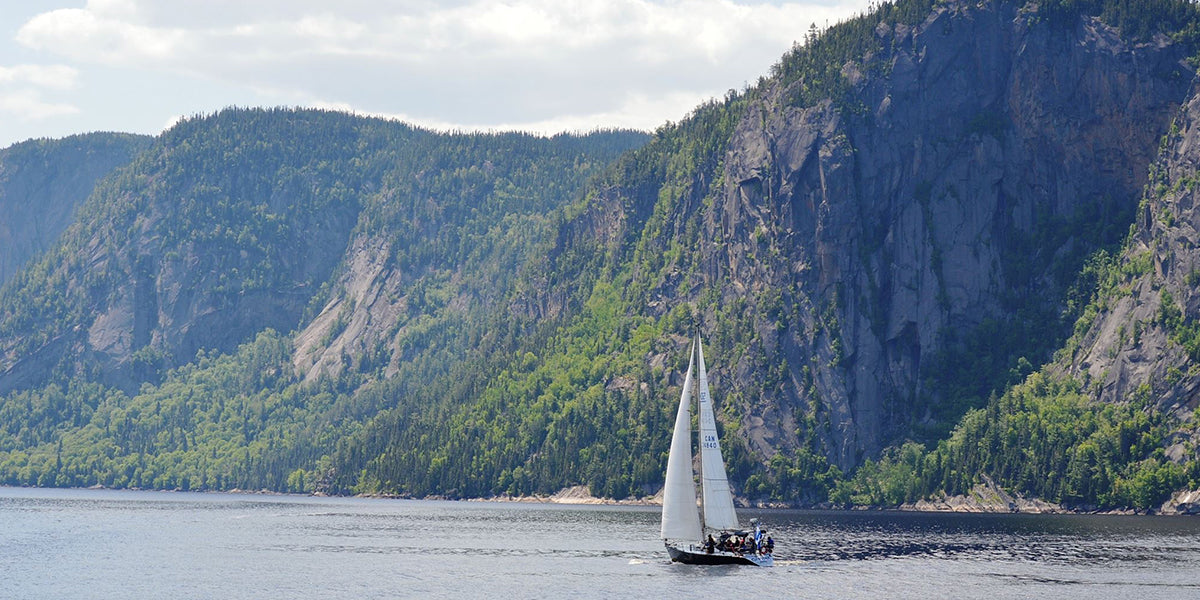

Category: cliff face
[77, 155, 363, 391]
[1063, 86, 1200, 420]
[572, 0, 1193, 471]
[289, 133, 639, 384]
[727, 2, 1190, 468]
[0, 133, 151, 286]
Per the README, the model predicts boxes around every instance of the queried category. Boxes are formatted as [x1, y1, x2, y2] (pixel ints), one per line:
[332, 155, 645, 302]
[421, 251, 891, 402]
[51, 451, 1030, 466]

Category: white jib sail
[661, 341, 702, 542]
[696, 336, 739, 531]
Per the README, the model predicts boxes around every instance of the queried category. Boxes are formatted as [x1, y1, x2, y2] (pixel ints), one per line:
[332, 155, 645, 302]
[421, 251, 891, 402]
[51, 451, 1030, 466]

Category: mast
[661, 341, 702, 541]
[696, 335, 739, 531]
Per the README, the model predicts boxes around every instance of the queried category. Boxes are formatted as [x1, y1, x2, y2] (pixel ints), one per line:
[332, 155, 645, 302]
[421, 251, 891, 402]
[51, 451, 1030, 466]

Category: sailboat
[661, 336, 773, 566]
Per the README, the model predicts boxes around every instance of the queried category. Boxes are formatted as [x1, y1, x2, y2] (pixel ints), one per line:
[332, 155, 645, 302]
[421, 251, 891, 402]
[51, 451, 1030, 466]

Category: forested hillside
[0, 132, 151, 285]
[4, 0, 1200, 511]
[0, 110, 646, 490]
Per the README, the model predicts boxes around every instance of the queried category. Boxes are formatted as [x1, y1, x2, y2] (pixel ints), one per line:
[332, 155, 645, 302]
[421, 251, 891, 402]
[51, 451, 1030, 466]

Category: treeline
[329, 282, 676, 499]
[1039, 0, 1200, 45]
[0, 331, 323, 491]
[773, 0, 936, 109]
[835, 373, 1200, 510]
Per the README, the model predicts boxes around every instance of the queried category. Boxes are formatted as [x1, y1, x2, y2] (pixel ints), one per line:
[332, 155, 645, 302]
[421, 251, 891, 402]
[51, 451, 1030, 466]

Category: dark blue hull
[666, 543, 773, 566]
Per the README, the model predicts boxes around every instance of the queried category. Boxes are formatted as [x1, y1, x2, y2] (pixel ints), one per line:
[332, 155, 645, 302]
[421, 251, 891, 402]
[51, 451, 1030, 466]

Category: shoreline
[463, 484, 662, 506]
[8, 483, 1200, 516]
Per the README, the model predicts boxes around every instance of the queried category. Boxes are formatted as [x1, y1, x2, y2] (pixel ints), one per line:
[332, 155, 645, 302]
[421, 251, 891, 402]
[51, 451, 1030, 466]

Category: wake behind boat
[661, 335, 774, 567]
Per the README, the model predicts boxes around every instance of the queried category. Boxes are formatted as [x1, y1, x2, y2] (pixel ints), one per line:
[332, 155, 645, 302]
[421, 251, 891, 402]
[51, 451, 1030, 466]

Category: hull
[666, 543, 773, 567]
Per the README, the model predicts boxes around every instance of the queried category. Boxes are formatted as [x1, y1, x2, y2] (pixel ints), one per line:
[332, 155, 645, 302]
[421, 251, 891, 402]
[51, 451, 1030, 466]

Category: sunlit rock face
[571, 0, 1193, 470]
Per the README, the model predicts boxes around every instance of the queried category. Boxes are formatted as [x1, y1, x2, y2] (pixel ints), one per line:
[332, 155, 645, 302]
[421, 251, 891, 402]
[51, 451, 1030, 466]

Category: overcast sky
[1, 0, 872, 149]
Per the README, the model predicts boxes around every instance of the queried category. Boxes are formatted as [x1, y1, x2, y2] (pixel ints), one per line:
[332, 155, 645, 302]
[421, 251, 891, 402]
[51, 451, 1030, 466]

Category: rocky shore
[1159, 490, 1200, 515]
[471, 485, 662, 506]
[70, 482, 1200, 515]
[474, 482, 1200, 516]
[899, 476, 1064, 514]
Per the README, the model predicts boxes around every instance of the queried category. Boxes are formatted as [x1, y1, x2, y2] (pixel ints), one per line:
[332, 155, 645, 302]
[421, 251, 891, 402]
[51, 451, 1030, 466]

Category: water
[3, 487, 1200, 599]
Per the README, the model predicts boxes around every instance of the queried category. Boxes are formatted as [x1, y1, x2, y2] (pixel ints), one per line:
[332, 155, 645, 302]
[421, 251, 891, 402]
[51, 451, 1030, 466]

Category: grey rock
[1063, 83, 1200, 419]
[592, 0, 1193, 470]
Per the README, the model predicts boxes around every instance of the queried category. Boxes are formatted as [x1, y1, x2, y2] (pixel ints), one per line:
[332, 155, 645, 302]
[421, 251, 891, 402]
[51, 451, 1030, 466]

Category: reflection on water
[3, 487, 1200, 599]
[767, 509, 1200, 565]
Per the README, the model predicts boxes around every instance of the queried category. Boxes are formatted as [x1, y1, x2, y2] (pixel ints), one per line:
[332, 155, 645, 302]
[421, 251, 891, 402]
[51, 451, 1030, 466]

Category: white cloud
[0, 64, 79, 90]
[318, 88, 710, 136]
[0, 88, 79, 120]
[86, 0, 140, 20]
[0, 64, 81, 121]
[11, 0, 874, 135]
[17, 8, 187, 66]
[161, 113, 186, 132]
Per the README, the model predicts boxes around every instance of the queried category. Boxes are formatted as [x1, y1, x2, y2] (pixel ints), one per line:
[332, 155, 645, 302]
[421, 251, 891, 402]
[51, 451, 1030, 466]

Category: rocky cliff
[567, 0, 1195, 471]
[1061, 84, 1200, 428]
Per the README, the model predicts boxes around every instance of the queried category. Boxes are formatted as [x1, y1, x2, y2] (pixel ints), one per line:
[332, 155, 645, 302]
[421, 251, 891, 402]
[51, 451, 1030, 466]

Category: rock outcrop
[291, 236, 406, 382]
[903, 475, 1064, 513]
[1160, 489, 1200, 514]
[1061, 86, 1200, 423]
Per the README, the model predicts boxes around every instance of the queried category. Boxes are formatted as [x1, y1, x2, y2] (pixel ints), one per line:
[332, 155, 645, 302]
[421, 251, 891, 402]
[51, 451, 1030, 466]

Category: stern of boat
[665, 541, 772, 566]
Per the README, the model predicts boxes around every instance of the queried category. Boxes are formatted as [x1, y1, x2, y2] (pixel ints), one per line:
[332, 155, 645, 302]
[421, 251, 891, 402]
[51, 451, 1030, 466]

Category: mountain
[0, 133, 151, 286]
[320, 0, 1200, 503]
[0, 110, 645, 396]
[555, 0, 1194, 470]
[3, 0, 1200, 509]
[0, 109, 647, 490]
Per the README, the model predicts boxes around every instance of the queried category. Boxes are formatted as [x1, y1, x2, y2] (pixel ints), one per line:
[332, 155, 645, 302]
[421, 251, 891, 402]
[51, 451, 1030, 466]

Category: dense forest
[4, 0, 1200, 513]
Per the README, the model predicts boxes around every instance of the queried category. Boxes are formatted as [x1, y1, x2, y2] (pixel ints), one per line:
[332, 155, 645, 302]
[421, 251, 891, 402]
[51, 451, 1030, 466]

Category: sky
[0, 0, 873, 149]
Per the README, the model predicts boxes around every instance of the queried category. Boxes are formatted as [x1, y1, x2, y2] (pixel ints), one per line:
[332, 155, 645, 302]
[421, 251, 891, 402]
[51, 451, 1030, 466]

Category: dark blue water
[3, 487, 1199, 599]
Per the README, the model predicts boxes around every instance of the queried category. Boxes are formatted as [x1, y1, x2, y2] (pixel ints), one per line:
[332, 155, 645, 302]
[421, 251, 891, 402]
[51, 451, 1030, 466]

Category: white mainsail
[660, 341, 702, 541]
[696, 336, 739, 531]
